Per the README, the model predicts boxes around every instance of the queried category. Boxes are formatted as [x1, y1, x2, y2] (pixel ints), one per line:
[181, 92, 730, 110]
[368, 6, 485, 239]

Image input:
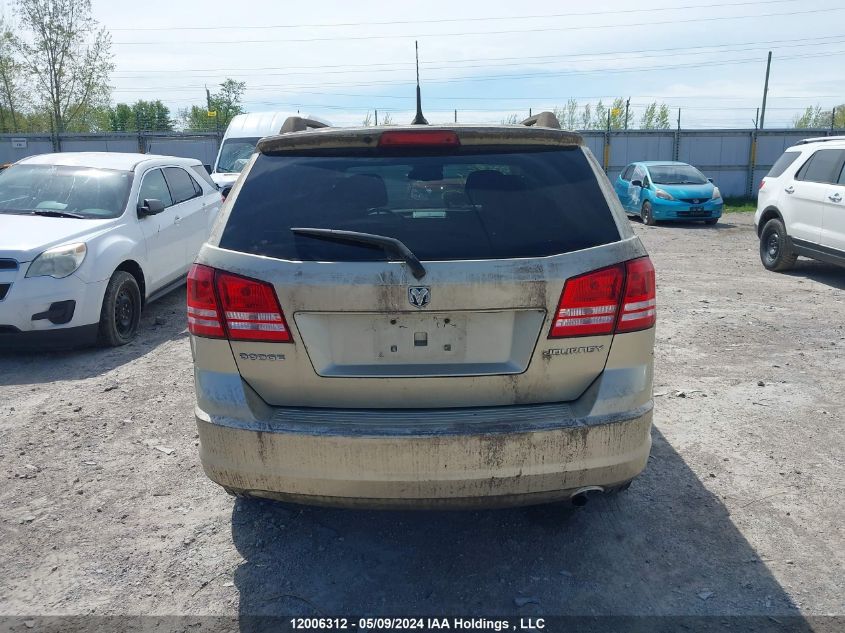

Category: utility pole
[454, 109, 457, 123]
[375, 110, 378, 126]
[206, 86, 219, 136]
[759, 51, 772, 130]
[677, 108, 681, 131]
[625, 97, 630, 130]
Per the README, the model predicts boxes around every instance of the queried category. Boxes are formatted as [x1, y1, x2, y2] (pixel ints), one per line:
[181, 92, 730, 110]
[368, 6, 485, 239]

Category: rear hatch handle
[290, 227, 427, 280]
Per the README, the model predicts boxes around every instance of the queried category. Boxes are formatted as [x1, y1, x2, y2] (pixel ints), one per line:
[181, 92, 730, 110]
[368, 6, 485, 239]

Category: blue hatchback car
[614, 161, 723, 225]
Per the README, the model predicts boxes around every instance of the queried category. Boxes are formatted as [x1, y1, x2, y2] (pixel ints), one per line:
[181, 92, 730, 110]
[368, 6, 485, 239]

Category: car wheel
[98, 271, 142, 346]
[760, 218, 797, 272]
[704, 218, 718, 225]
[641, 201, 656, 226]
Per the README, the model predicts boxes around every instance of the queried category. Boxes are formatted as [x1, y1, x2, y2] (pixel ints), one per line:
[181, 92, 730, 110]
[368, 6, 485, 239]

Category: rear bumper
[193, 329, 655, 508]
[196, 404, 652, 508]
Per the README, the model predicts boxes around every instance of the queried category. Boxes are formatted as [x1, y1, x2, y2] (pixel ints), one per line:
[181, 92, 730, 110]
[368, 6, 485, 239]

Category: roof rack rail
[521, 111, 561, 130]
[795, 135, 845, 145]
[280, 116, 330, 134]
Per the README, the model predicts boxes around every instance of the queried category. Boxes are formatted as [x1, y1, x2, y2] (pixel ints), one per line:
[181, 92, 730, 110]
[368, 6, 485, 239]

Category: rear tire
[760, 218, 797, 272]
[641, 201, 656, 226]
[98, 271, 142, 346]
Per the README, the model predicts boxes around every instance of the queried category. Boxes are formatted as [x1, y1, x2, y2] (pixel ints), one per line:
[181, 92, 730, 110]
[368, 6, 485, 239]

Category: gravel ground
[1, 213, 843, 624]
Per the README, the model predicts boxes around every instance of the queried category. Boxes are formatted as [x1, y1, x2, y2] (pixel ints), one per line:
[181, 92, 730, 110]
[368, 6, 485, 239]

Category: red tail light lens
[378, 130, 460, 147]
[759, 179, 766, 190]
[617, 256, 656, 333]
[186, 265, 292, 343]
[549, 257, 656, 338]
[216, 272, 291, 342]
[550, 264, 625, 338]
[187, 264, 224, 338]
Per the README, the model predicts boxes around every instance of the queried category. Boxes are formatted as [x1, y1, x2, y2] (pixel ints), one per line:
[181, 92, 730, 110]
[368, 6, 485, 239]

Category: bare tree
[14, 0, 113, 133]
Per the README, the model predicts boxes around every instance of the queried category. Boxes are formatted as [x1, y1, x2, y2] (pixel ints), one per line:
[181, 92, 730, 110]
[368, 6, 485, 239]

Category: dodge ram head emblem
[408, 286, 431, 308]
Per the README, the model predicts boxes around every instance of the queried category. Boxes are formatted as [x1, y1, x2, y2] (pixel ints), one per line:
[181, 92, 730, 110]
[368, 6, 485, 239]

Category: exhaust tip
[570, 486, 605, 507]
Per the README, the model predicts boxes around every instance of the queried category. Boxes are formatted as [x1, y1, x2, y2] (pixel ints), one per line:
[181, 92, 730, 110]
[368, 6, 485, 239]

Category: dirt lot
[1, 213, 843, 624]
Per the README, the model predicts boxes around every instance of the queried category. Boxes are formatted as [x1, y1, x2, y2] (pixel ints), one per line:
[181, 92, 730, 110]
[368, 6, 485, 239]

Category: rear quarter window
[795, 149, 845, 184]
[766, 151, 801, 178]
[219, 147, 620, 261]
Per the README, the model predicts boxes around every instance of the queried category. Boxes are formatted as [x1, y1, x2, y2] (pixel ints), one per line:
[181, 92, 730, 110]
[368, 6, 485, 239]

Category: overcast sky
[89, 0, 845, 128]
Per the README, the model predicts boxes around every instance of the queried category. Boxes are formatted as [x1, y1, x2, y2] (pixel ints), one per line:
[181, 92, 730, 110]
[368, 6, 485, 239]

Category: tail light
[759, 179, 766, 190]
[616, 257, 656, 333]
[549, 257, 655, 339]
[550, 264, 624, 337]
[187, 264, 292, 343]
[187, 264, 224, 338]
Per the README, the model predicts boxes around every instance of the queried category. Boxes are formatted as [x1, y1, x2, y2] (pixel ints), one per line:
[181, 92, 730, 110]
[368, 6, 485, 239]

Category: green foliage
[179, 78, 246, 131]
[0, 18, 27, 133]
[655, 104, 671, 130]
[106, 100, 173, 132]
[640, 102, 671, 129]
[14, 0, 114, 132]
[792, 104, 845, 129]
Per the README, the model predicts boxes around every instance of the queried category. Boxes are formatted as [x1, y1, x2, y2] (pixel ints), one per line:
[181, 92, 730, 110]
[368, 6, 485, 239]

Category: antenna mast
[411, 40, 428, 125]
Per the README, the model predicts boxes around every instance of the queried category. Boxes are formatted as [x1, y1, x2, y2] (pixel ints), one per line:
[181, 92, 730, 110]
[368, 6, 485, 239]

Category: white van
[210, 112, 329, 189]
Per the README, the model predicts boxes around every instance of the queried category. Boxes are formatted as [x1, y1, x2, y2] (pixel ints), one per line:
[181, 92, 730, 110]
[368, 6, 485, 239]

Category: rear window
[219, 147, 620, 261]
[163, 167, 201, 204]
[766, 151, 800, 178]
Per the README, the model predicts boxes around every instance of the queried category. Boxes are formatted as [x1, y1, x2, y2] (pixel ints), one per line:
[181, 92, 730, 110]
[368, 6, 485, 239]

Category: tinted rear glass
[796, 149, 845, 184]
[220, 147, 620, 261]
[766, 151, 800, 178]
[163, 167, 200, 204]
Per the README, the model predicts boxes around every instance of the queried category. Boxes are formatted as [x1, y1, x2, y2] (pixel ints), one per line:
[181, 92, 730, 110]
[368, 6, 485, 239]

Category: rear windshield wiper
[291, 227, 426, 280]
[30, 209, 87, 219]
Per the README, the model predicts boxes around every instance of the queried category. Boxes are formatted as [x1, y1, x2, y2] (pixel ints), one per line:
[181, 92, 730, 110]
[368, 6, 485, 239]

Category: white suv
[756, 136, 845, 271]
[0, 152, 222, 350]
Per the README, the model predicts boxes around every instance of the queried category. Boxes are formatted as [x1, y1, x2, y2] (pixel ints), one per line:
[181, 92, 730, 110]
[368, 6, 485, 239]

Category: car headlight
[26, 243, 87, 279]
[655, 189, 674, 201]
[711, 186, 722, 200]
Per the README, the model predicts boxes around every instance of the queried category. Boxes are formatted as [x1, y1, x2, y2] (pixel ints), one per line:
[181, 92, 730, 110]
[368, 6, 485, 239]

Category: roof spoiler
[280, 116, 331, 134]
[521, 111, 561, 130]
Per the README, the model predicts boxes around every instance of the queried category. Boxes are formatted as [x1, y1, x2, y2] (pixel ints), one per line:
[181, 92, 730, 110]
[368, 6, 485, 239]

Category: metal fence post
[747, 129, 758, 198]
[673, 129, 680, 161]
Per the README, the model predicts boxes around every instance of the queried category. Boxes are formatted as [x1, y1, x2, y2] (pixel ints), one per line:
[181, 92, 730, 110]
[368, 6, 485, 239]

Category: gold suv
[188, 113, 656, 508]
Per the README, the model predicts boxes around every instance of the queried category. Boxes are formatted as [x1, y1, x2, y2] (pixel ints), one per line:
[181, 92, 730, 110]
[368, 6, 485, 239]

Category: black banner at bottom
[0, 616, 840, 633]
